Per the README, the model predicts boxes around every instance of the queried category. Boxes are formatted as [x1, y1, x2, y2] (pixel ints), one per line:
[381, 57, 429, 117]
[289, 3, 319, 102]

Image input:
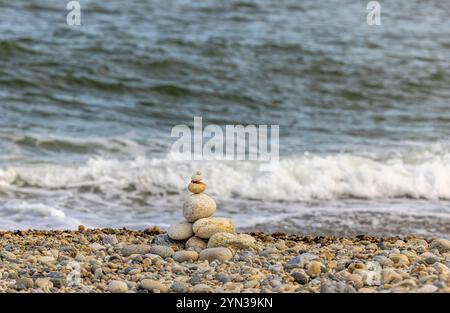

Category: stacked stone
[165, 172, 254, 262]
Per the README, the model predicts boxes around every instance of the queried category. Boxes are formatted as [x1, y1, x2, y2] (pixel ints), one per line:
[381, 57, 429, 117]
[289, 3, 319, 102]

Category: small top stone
[188, 171, 206, 194]
[191, 171, 202, 182]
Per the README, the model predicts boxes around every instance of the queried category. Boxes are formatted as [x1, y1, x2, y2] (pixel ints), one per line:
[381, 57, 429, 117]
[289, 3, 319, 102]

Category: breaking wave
[1, 143, 450, 202]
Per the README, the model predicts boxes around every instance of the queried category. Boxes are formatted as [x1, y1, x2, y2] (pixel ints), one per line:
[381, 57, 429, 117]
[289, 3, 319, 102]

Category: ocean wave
[1, 144, 450, 201]
[0, 200, 82, 230]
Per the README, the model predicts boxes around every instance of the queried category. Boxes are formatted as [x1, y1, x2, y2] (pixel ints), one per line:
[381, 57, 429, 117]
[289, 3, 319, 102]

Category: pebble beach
[1, 228, 450, 293]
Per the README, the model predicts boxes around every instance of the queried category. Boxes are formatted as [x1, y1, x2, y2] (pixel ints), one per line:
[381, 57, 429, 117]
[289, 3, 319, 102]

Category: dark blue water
[1, 0, 450, 237]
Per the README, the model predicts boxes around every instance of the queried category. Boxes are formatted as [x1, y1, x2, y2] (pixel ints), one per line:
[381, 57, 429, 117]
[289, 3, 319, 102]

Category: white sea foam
[1, 144, 450, 231]
[0, 200, 82, 230]
[1, 144, 450, 201]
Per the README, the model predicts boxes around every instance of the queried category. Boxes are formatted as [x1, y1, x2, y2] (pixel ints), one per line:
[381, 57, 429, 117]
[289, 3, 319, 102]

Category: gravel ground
[0, 228, 449, 293]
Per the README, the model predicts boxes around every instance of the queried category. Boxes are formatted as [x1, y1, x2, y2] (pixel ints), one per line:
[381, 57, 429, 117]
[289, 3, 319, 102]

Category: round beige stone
[167, 220, 193, 240]
[183, 194, 216, 222]
[186, 236, 208, 252]
[108, 280, 128, 293]
[172, 250, 199, 262]
[140, 279, 169, 293]
[193, 217, 235, 239]
[207, 232, 255, 250]
[199, 247, 233, 262]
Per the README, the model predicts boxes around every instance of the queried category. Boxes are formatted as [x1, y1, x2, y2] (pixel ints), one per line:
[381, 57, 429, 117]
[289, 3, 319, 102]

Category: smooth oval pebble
[183, 194, 216, 222]
[102, 235, 118, 246]
[108, 280, 128, 293]
[192, 284, 213, 293]
[172, 250, 199, 262]
[430, 238, 450, 253]
[151, 234, 186, 249]
[121, 244, 151, 257]
[149, 245, 174, 258]
[208, 232, 255, 250]
[140, 279, 168, 293]
[167, 221, 194, 240]
[188, 182, 206, 194]
[171, 281, 192, 293]
[193, 217, 235, 239]
[35, 278, 53, 292]
[186, 236, 208, 252]
[199, 247, 233, 262]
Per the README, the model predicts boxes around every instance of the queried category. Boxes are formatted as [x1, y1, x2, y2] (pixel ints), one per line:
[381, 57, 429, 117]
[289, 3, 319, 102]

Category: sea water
[0, 0, 449, 237]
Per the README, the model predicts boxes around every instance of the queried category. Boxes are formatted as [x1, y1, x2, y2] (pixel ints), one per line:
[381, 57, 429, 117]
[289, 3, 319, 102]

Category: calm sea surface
[1, 0, 450, 237]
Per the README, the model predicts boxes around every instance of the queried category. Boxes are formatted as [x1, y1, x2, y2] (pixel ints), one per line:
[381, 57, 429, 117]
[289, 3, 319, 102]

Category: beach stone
[151, 234, 185, 249]
[347, 274, 363, 289]
[102, 235, 118, 246]
[244, 280, 259, 289]
[430, 238, 450, 253]
[37, 255, 56, 266]
[286, 253, 319, 269]
[348, 261, 367, 273]
[171, 264, 186, 274]
[47, 272, 67, 288]
[93, 268, 103, 280]
[269, 263, 284, 273]
[221, 282, 244, 292]
[199, 247, 233, 262]
[420, 252, 439, 265]
[291, 270, 309, 284]
[234, 250, 256, 262]
[389, 254, 410, 266]
[140, 279, 168, 293]
[189, 275, 203, 285]
[167, 221, 194, 241]
[306, 261, 324, 277]
[172, 250, 199, 262]
[260, 247, 278, 257]
[192, 284, 213, 293]
[186, 236, 207, 252]
[149, 245, 174, 258]
[358, 287, 376, 293]
[35, 278, 53, 292]
[433, 262, 450, 274]
[193, 217, 235, 239]
[171, 281, 191, 293]
[183, 194, 216, 222]
[108, 280, 128, 293]
[320, 281, 356, 293]
[215, 273, 231, 283]
[268, 278, 282, 289]
[1, 251, 16, 261]
[406, 239, 428, 253]
[381, 269, 402, 284]
[207, 232, 255, 250]
[373, 255, 394, 267]
[417, 284, 439, 293]
[392, 279, 416, 290]
[359, 269, 380, 286]
[121, 244, 151, 257]
[14, 278, 34, 290]
[89, 243, 105, 250]
[188, 182, 206, 194]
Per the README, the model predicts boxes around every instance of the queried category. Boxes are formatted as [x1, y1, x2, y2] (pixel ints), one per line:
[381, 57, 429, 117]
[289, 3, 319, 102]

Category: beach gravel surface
[0, 229, 449, 293]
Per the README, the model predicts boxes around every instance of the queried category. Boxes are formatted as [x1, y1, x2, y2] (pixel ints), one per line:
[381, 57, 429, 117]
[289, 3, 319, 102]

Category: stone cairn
[156, 171, 255, 262]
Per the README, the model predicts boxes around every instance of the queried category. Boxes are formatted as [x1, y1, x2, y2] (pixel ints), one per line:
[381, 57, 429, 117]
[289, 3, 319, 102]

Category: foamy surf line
[1, 144, 450, 201]
[1, 144, 450, 233]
